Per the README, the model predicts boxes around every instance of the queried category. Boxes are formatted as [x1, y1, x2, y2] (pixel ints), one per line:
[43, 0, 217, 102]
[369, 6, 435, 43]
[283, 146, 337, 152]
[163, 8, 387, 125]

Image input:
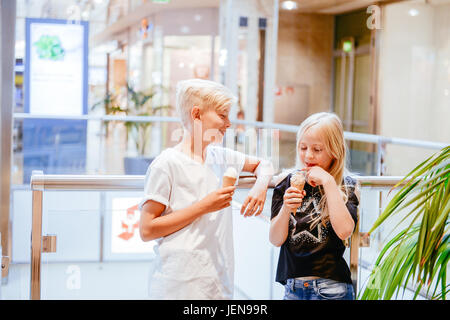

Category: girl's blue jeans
[283, 278, 355, 300]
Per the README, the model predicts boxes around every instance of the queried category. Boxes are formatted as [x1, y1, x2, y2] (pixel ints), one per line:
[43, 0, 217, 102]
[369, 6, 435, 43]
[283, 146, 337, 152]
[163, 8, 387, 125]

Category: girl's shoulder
[343, 175, 358, 187]
[343, 175, 361, 203]
[343, 175, 362, 194]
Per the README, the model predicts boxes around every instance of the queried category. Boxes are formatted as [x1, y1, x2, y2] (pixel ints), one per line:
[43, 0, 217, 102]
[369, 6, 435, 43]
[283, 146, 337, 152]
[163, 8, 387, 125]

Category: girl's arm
[307, 167, 355, 240]
[269, 204, 291, 247]
[140, 186, 235, 241]
[269, 186, 305, 247]
[322, 178, 355, 240]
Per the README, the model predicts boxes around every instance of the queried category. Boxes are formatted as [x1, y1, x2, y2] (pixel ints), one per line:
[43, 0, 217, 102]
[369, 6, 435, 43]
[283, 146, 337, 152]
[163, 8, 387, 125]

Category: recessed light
[281, 1, 298, 11]
[408, 8, 419, 17]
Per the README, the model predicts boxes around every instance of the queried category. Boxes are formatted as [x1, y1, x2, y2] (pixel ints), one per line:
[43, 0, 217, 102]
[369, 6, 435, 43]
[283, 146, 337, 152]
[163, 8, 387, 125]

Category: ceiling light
[281, 1, 298, 11]
[408, 8, 419, 17]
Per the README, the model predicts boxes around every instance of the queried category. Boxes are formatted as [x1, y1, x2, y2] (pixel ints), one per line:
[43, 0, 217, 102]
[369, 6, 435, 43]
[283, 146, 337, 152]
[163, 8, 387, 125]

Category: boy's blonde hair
[176, 79, 237, 129]
[295, 112, 354, 229]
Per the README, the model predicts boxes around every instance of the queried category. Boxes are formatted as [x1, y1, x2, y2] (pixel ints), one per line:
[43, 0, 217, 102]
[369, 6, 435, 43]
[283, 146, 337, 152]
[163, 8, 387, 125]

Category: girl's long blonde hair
[295, 112, 352, 229]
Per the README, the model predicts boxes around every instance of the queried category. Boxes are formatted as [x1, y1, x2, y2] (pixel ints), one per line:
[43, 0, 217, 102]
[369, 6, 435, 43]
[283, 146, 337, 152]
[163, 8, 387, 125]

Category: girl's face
[298, 125, 334, 171]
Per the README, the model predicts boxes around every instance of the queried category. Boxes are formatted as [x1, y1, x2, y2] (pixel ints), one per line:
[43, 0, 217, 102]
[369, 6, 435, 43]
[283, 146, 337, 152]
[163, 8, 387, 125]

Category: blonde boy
[139, 79, 274, 299]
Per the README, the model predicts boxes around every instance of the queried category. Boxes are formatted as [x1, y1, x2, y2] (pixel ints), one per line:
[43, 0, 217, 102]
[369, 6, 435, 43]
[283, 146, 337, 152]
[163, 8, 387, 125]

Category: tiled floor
[2, 260, 426, 300]
[1, 261, 251, 300]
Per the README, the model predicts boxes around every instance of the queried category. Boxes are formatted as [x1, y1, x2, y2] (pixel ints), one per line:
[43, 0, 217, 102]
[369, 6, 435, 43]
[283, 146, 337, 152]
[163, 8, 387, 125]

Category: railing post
[0, 232, 2, 298]
[349, 214, 361, 297]
[376, 139, 382, 176]
[0, 0, 17, 287]
[30, 171, 44, 300]
[269, 246, 274, 300]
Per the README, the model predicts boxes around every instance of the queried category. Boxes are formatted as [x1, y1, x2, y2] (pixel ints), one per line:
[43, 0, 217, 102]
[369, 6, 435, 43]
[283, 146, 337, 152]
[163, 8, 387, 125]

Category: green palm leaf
[360, 146, 450, 300]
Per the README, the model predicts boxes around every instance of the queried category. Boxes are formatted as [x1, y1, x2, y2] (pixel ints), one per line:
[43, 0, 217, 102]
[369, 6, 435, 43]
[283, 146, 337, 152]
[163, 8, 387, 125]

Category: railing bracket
[1, 256, 10, 278]
[359, 233, 370, 247]
[42, 235, 57, 253]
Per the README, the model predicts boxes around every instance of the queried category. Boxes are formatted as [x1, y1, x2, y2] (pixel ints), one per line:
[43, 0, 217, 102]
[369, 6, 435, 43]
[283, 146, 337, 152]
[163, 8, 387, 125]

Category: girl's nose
[225, 118, 231, 128]
[305, 149, 314, 160]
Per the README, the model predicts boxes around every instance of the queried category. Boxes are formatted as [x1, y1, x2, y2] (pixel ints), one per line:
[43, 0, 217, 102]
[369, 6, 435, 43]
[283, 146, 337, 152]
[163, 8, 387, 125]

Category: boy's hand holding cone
[198, 167, 237, 214]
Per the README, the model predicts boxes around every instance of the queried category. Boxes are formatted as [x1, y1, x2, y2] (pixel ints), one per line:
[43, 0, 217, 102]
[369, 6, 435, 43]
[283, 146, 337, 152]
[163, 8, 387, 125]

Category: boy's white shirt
[139, 144, 246, 299]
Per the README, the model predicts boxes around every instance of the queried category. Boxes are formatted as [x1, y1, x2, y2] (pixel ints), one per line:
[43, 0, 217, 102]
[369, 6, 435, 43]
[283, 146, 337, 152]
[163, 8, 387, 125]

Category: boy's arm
[240, 156, 274, 217]
[140, 186, 236, 241]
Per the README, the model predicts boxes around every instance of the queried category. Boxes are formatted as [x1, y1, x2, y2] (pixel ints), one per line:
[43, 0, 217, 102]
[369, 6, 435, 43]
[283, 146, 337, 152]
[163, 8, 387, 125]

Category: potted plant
[360, 146, 449, 300]
[91, 90, 123, 138]
[122, 83, 171, 175]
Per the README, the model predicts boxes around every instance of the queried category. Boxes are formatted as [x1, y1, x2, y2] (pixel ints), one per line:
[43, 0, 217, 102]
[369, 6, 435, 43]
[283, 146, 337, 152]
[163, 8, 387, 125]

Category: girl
[269, 112, 360, 300]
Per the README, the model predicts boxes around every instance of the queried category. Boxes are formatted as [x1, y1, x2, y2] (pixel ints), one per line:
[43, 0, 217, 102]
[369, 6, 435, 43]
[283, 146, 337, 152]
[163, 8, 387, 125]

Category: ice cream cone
[222, 176, 237, 187]
[291, 170, 306, 192]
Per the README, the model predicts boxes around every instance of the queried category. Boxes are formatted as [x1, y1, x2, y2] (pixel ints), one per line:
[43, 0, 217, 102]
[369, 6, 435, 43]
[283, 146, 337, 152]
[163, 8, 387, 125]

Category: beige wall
[272, 11, 334, 169]
[378, 2, 450, 175]
[274, 12, 334, 138]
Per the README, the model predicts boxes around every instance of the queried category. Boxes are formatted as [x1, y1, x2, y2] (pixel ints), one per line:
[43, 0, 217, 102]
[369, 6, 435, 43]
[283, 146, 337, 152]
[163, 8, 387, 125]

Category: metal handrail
[30, 173, 408, 191]
[29, 173, 408, 300]
[14, 113, 448, 150]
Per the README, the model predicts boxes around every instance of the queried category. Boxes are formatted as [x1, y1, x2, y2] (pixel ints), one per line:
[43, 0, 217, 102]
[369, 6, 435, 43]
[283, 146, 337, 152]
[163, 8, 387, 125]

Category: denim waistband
[286, 277, 334, 289]
[284, 278, 355, 300]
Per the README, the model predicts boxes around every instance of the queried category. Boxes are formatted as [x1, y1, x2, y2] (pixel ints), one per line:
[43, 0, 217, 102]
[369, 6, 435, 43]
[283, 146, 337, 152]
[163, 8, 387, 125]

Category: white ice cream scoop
[224, 167, 238, 179]
[223, 167, 238, 187]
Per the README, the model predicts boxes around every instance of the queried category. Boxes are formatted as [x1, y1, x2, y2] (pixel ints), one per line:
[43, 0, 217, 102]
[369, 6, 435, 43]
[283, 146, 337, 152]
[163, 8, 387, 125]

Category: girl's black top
[271, 173, 359, 284]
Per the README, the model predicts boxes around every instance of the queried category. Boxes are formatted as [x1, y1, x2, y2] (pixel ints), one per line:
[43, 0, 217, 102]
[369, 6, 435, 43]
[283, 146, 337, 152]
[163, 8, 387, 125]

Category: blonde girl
[269, 112, 360, 300]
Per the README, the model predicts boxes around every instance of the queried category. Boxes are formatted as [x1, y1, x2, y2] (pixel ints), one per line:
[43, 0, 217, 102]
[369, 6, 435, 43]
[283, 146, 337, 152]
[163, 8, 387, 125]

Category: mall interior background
[0, 0, 449, 299]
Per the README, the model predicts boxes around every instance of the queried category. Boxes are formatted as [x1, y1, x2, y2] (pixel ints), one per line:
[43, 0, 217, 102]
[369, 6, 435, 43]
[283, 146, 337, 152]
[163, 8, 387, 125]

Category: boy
[139, 79, 274, 299]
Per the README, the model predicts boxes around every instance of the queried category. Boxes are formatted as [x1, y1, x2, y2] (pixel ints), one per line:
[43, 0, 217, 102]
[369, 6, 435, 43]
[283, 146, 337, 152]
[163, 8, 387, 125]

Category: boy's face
[298, 126, 334, 171]
[197, 107, 231, 144]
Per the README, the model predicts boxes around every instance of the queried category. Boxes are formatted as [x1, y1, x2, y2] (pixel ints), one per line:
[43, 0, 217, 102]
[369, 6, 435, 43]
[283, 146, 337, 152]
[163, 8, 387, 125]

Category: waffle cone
[291, 172, 306, 192]
[223, 176, 237, 187]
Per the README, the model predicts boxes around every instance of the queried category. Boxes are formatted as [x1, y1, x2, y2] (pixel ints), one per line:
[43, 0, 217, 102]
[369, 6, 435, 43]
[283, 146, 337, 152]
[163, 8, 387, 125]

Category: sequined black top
[271, 173, 359, 285]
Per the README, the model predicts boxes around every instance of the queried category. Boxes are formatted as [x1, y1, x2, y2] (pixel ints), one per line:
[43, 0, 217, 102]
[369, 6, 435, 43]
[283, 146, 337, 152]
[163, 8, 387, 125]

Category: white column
[246, 14, 259, 122]
[150, 25, 164, 157]
[263, 0, 279, 124]
[221, 0, 240, 121]
[219, 0, 279, 124]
